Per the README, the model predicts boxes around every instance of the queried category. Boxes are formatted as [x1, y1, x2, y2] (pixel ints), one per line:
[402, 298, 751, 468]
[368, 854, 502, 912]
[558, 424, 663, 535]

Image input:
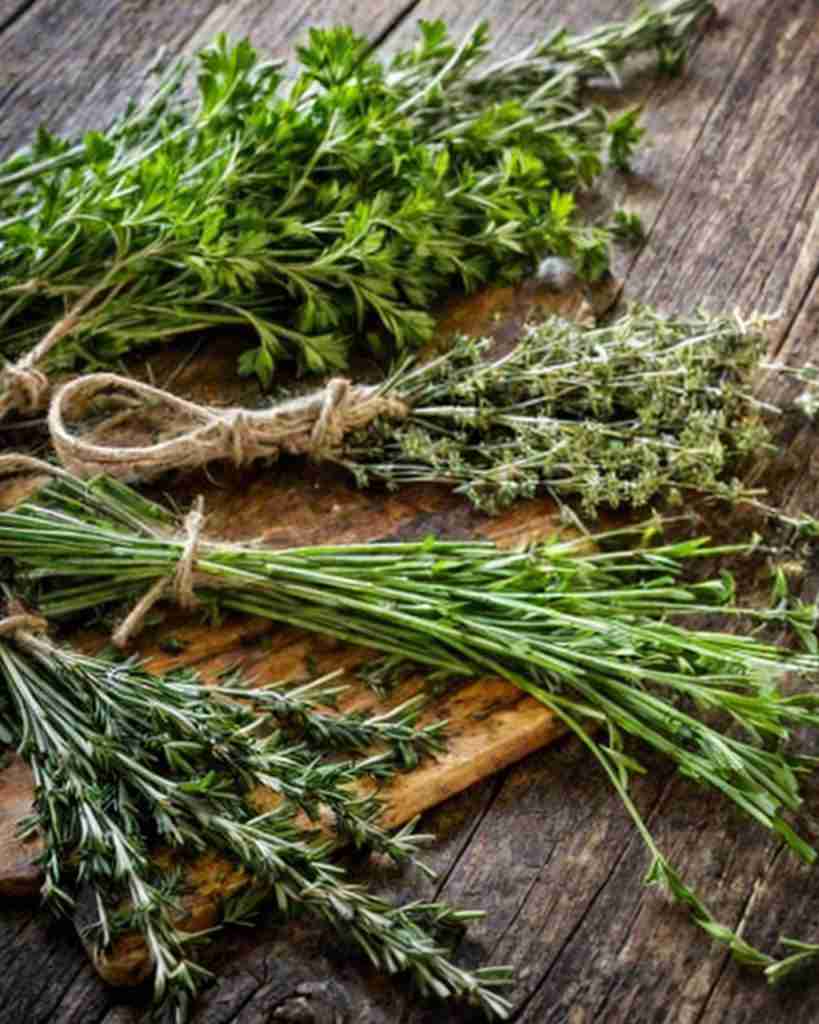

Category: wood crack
[366, 0, 424, 53]
[507, 768, 680, 1021]
[612, 9, 734, 295]
[485, 839, 560, 961]
[432, 771, 508, 901]
[624, 0, 819, 317]
[691, 841, 789, 1024]
[620, 20, 764, 304]
[566, 875, 663, 1024]
[0, 0, 38, 38]
[0, 944, 90, 1024]
[762, 180, 819, 355]
[776, 255, 819, 361]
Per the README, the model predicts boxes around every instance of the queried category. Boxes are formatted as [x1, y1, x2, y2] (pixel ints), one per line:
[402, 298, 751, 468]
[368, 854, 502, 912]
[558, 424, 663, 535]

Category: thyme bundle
[0, 602, 514, 1022]
[3, 465, 819, 989]
[53, 307, 781, 516]
[0, 0, 713, 414]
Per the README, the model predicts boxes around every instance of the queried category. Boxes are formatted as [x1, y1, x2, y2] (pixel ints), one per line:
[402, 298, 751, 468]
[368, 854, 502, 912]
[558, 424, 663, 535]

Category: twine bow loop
[49, 373, 408, 482]
[0, 609, 48, 640]
[0, 597, 49, 653]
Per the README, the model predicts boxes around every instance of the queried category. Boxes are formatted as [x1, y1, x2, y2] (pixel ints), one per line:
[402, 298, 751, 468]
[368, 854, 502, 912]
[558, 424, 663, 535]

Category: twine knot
[174, 498, 204, 611]
[310, 378, 351, 458]
[49, 373, 409, 482]
[218, 409, 255, 468]
[112, 497, 207, 648]
[1, 366, 50, 414]
[0, 283, 114, 422]
[0, 610, 48, 641]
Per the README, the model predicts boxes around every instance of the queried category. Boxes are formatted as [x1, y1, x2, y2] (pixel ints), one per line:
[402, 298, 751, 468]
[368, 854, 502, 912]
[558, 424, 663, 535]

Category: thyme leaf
[342, 306, 774, 515]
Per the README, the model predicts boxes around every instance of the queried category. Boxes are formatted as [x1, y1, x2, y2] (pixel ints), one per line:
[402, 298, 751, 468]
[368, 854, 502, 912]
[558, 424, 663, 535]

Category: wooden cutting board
[0, 270, 615, 986]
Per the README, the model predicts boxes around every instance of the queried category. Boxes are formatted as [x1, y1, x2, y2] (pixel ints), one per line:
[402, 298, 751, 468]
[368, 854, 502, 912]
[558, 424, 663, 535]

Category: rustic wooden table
[1, 1, 818, 1022]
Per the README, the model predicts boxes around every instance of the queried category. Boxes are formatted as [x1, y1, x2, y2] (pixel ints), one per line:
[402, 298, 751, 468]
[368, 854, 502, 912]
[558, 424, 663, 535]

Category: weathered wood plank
[623, 0, 819, 333]
[0, 277, 600, 989]
[384, 0, 635, 57]
[0, 911, 111, 1024]
[0, 0, 415, 157]
[385, 3, 819, 1024]
[507, 2, 819, 1021]
[0, 0, 217, 156]
[1, 2, 818, 1024]
[181, 0, 420, 58]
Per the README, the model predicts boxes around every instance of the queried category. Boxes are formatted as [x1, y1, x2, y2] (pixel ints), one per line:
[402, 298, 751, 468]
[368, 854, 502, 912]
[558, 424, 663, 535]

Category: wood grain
[625, 0, 819, 329]
[0, 0, 412, 158]
[0, 755, 41, 899]
[0, 0, 34, 31]
[0, 276, 602, 988]
[0, 1, 818, 1023]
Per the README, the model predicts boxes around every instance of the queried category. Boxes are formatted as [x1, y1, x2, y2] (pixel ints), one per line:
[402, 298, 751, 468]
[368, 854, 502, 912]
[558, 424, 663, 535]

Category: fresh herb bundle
[0, 605, 515, 1022]
[3, 466, 819, 986]
[351, 307, 774, 515]
[50, 307, 778, 516]
[0, 0, 713, 414]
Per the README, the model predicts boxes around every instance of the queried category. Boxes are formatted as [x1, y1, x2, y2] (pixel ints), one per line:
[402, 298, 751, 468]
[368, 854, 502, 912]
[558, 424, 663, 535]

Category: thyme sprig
[54, 307, 776, 521]
[2, 471, 819, 982]
[0, 612, 510, 1022]
[0, 0, 713, 406]
[342, 306, 774, 514]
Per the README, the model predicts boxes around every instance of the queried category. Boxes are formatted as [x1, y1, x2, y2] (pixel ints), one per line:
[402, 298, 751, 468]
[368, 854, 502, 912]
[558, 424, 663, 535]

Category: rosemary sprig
[2, 470, 819, 981]
[0, 0, 713, 405]
[0, 608, 509, 1022]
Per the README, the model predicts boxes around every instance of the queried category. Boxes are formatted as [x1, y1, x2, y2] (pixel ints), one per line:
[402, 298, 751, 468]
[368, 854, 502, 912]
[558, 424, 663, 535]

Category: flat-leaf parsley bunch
[0, 0, 713, 412]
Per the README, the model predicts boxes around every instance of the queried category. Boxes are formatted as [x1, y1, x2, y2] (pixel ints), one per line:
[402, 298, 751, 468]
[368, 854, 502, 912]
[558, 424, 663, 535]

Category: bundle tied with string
[111, 495, 206, 648]
[0, 454, 220, 648]
[0, 365, 50, 418]
[49, 373, 409, 480]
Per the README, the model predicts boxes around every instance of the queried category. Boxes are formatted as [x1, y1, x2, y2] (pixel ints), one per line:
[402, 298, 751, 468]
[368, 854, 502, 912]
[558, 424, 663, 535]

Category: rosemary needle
[0, 611, 509, 1022]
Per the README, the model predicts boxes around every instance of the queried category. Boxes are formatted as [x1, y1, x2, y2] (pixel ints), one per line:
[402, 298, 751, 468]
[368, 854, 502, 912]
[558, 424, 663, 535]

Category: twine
[112, 497, 206, 649]
[0, 453, 76, 485]
[0, 453, 209, 647]
[0, 598, 50, 658]
[50, 373, 409, 481]
[0, 611, 48, 640]
[0, 452, 213, 649]
[0, 284, 112, 421]
[0, 367, 50, 414]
